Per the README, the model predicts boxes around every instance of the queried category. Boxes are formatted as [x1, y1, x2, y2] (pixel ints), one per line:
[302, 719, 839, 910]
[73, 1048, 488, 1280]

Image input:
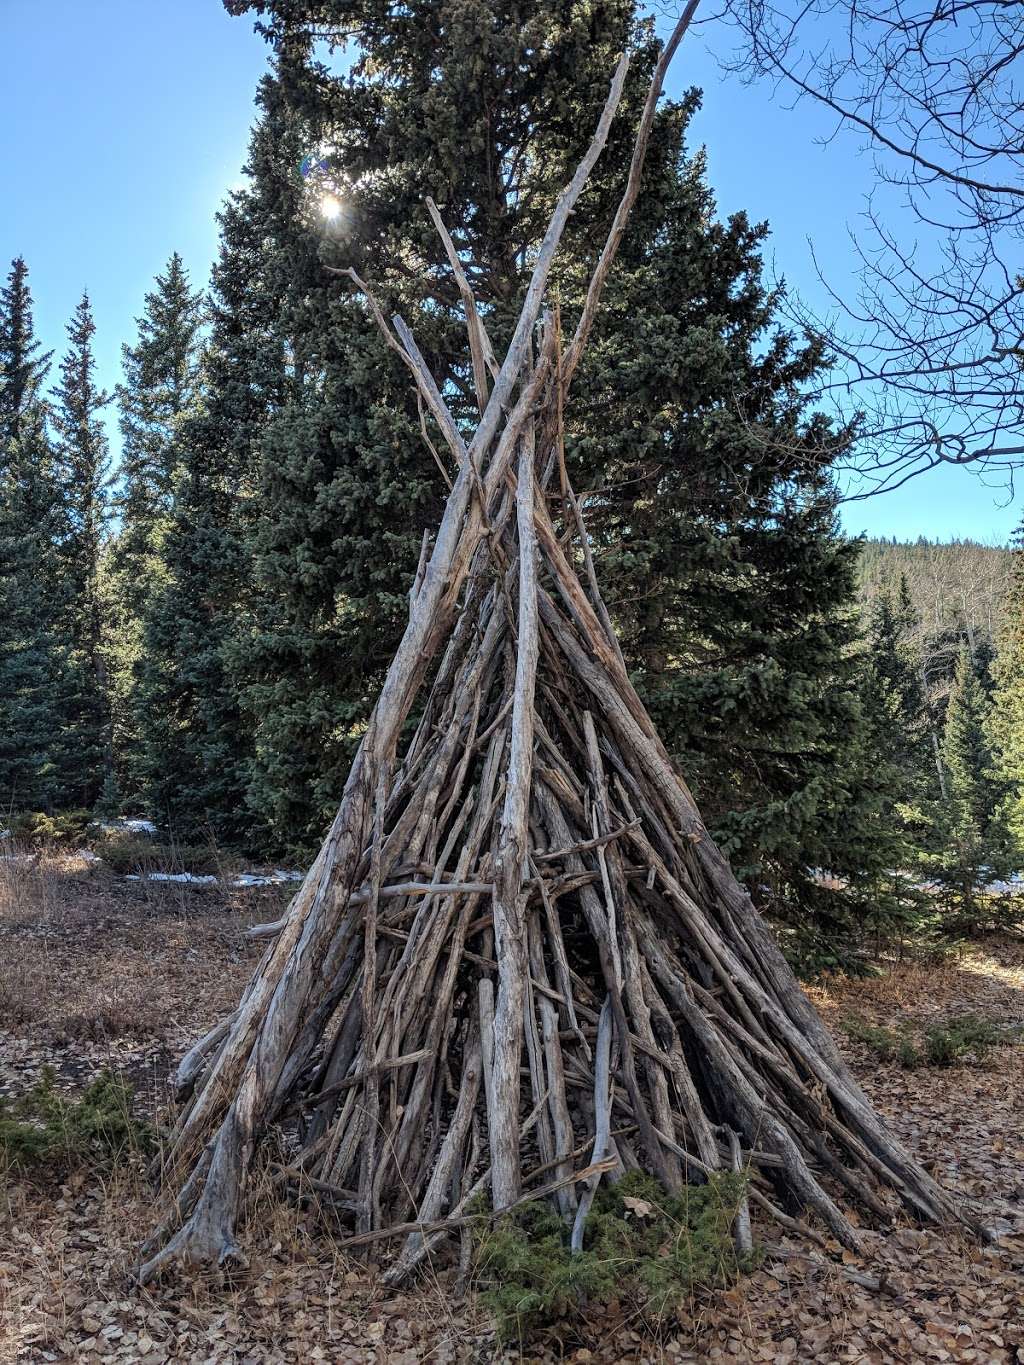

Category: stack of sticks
[139, 9, 975, 1284]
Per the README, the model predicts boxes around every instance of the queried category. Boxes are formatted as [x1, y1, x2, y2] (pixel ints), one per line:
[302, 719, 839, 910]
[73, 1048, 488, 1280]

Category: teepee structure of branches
[140, 9, 976, 1284]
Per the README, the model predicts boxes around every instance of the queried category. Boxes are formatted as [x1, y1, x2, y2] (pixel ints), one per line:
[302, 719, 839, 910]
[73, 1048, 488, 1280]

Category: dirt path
[1, 859, 1022, 1362]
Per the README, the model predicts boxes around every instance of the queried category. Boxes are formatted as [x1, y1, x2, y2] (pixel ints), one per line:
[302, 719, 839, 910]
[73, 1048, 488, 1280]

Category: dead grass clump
[0, 844, 63, 926]
[93, 834, 229, 878]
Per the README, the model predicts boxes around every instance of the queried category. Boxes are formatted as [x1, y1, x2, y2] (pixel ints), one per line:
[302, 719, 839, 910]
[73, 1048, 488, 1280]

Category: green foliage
[842, 1012, 1018, 1069]
[474, 1171, 748, 1344]
[777, 922, 883, 980]
[109, 253, 205, 810]
[0, 257, 64, 812]
[0, 1068, 150, 1173]
[94, 833, 224, 877]
[921, 1015, 1014, 1066]
[991, 520, 1024, 854]
[8, 808, 93, 847]
[49, 291, 114, 808]
[929, 645, 1016, 928]
[841, 1015, 922, 1068]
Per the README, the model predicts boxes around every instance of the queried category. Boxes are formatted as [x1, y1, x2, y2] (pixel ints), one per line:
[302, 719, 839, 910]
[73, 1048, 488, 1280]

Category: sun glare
[320, 193, 342, 221]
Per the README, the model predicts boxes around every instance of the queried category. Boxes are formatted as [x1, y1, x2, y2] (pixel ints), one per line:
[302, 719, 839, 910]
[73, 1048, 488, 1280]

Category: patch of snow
[126, 871, 218, 885]
[983, 877, 1024, 895]
[231, 869, 305, 888]
[92, 817, 159, 837]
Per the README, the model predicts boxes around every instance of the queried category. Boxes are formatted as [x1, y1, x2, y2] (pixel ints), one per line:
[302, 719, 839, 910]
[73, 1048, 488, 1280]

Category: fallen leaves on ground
[1, 860, 1022, 1362]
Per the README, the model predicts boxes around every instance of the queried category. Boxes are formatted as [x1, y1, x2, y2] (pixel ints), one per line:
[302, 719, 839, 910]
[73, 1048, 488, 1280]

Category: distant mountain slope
[857, 538, 1014, 658]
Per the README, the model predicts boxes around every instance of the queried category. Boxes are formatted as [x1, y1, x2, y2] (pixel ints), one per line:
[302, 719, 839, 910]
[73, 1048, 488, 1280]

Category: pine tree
[109, 254, 204, 806]
[50, 291, 113, 807]
[157, 104, 307, 844]
[222, 0, 893, 908]
[932, 643, 1014, 926]
[990, 519, 1024, 860]
[0, 258, 62, 811]
[862, 581, 934, 802]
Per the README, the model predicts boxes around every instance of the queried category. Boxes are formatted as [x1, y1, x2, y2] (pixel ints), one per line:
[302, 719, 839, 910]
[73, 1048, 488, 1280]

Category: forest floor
[1, 852, 1022, 1364]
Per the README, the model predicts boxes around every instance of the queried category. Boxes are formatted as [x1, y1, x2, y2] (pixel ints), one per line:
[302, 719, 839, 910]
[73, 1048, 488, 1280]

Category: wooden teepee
[140, 16, 972, 1284]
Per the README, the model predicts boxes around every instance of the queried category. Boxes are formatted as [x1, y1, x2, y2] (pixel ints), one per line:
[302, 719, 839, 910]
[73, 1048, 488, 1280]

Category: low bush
[921, 1015, 1010, 1066]
[0, 1068, 150, 1173]
[473, 1170, 750, 1345]
[842, 1015, 921, 1068]
[843, 1012, 1019, 1068]
[7, 809, 93, 847]
[94, 834, 223, 877]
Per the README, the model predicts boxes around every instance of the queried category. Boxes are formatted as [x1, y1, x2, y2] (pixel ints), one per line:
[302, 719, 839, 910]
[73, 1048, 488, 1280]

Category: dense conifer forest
[2, 3, 1021, 976]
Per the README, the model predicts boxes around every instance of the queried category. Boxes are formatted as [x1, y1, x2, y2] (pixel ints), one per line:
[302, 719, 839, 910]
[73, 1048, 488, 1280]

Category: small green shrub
[8, 809, 93, 847]
[474, 1170, 750, 1345]
[842, 1016, 921, 1068]
[922, 1015, 1009, 1066]
[0, 1068, 150, 1173]
[843, 1012, 1019, 1069]
[94, 835, 222, 877]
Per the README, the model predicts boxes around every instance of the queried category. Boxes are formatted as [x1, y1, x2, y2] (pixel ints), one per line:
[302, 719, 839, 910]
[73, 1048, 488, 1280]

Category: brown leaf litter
[1, 855, 1022, 1362]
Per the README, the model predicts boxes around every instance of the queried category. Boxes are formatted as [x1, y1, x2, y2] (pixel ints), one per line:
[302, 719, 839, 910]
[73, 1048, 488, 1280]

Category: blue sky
[2, 0, 1018, 544]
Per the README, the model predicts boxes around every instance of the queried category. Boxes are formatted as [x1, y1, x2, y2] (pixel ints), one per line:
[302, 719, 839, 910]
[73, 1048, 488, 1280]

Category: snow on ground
[231, 869, 305, 888]
[92, 817, 159, 837]
[125, 872, 219, 886]
[123, 868, 305, 888]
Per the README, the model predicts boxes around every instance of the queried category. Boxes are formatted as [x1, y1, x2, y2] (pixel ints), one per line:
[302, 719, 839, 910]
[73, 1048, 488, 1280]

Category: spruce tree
[170, 103, 309, 844]
[990, 519, 1024, 861]
[109, 254, 204, 806]
[50, 291, 113, 807]
[0, 258, 62, 811]
[933, 643, 1015, 925]
[845, 582, 938, 946]
[222, 0, 894, 913]
[861, 580, 936, 813]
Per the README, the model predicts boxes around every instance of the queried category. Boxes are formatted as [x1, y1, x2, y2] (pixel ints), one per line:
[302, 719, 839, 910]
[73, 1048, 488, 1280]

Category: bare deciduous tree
[712, 0, 1024, 496]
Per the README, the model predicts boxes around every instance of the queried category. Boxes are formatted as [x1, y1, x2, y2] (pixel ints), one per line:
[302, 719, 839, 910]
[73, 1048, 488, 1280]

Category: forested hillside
[859, 537, 1013, 685]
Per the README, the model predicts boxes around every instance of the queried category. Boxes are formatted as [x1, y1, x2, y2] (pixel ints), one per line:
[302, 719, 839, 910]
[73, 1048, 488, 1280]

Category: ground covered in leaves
[1, 854, 1022, 1362]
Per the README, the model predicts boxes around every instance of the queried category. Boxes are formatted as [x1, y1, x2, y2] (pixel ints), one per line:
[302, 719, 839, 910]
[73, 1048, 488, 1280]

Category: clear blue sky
[2, 0, 1018, 545]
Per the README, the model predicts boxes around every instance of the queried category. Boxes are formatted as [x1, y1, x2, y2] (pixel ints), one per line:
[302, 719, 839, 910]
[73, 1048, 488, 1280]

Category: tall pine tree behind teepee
[0, 257, 63, 811]
[50, 291, 113, 808]
[219, 0, 889, 914]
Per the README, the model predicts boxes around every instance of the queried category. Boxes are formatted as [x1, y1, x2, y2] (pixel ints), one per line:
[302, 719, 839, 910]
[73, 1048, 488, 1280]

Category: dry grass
[1, 854, 1023, 1362]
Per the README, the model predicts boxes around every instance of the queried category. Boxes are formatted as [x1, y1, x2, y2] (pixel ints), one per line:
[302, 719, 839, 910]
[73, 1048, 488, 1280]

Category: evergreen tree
[932, 644, 1014, 926]
[109, 254, 204, 804]
[991, 519, 1024, 859]
[222, 0, 895, 909]
[50, 291, 113, 806]
[862, 580, 933, 802]
[0, 258, 62, 811]
[164, 106, 306, 843]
